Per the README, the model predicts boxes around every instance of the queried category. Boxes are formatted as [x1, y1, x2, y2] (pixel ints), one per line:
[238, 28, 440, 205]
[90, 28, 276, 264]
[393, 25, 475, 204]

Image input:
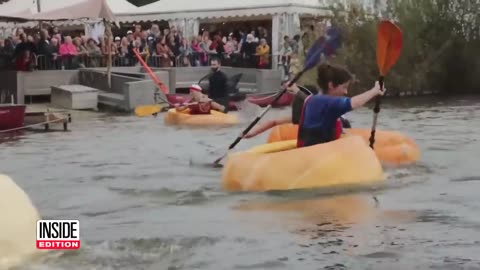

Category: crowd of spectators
[0, 24, 303, 73]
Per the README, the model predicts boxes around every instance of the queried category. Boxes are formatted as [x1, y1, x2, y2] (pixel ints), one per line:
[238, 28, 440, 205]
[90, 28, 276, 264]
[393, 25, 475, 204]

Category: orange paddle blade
[135, 104, 163, 117]
[377, 20, 403, 76]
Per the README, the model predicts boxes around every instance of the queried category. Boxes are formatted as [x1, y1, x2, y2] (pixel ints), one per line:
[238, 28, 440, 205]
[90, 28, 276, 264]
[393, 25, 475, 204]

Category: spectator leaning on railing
[36, 29, 53, 69]
[167, 34, 179, 61]
[0, 38, 15, 70]
[119, 37, 129, 55]
[73, 37, 88, 68]
[210, 34, 225, 59]
[49, 37, 60, 69]
[114, 36, 121, 50]
[126, 30, 134, 45]
[153, 36, 173, 67]
[133, 24, 142, 40]
[133, 38, 149, 62]
[101, 36, 117, 57]
[37, 30, 49, 54]
[149, 24, 161, 41]
[0, 23, 283, 71]
[240, 34, 257, 68]
[224, 34, 235, 57]
[178, 37, 192, 67]
[191, 37, 204, 66]
[117, 37, 130, 66]
[14, 33, 36, 71]
[140, 30, 149, 48]
[278, 35, 293, 78]
[59, 36, 78, 69]
[170, 26, 181, 52]
[51, 26, 64, 43]
[199, 35, 212, 65]
[256, 38, 270, 69]
[85, 38, 101, 67]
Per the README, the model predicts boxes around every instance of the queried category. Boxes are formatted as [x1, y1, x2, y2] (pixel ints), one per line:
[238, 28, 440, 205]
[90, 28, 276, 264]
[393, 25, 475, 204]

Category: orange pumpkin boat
[267, 123, 420, 165]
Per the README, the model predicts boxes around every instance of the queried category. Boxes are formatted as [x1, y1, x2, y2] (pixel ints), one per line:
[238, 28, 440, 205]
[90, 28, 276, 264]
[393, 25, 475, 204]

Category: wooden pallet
[24, 111, 72, 131]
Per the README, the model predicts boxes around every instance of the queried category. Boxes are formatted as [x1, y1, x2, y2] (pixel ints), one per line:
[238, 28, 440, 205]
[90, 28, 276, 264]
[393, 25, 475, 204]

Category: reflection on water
[0, 130, 25, 144]
[234, 195, 376, 228]
[2, 95, 480, 269]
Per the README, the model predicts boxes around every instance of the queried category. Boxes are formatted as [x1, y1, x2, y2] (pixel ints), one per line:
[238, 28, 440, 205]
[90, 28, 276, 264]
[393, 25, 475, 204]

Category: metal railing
[0, 52, 287, 71]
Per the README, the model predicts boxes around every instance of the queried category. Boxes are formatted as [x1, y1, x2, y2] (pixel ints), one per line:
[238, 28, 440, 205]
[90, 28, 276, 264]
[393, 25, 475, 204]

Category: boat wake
[19, 236, 221, 270]
[107, 185, 226, 206]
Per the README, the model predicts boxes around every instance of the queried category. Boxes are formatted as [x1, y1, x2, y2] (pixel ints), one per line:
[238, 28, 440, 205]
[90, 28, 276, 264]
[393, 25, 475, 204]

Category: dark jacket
[208, 69, 228, 99]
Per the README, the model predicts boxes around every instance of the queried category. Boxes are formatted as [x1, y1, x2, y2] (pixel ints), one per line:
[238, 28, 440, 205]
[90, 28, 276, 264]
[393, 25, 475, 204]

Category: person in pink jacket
[59, 36, 78, 55]
[59, 36, 78, 69]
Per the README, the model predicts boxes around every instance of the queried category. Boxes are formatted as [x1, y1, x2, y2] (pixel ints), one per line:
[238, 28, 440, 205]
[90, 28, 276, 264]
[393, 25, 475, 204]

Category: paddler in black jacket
[207, 57, 229, 113]
[244, 84, 351, 138]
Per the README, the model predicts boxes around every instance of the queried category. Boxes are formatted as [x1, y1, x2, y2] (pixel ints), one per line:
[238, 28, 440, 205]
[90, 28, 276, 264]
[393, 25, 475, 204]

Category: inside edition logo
[36, 220, 80, 250]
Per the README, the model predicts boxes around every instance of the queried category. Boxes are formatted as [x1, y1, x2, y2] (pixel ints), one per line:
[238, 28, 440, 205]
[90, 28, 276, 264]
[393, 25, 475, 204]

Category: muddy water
[1, 95, 480, 270]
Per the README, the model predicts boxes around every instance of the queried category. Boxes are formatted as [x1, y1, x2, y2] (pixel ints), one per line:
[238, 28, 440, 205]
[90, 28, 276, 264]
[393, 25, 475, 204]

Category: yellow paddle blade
[135, 105, 163, 117]
[377, 20, 403, 76]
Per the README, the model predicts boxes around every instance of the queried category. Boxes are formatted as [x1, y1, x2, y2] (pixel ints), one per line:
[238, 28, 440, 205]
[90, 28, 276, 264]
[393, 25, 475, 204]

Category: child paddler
[243, 77, 352, 139]
[175, 84, 226, 114]
[294, 64, 385, 147]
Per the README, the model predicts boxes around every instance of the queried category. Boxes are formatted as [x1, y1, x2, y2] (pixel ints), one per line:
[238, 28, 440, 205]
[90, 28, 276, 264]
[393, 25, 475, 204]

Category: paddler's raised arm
[350, 81, 386, 109]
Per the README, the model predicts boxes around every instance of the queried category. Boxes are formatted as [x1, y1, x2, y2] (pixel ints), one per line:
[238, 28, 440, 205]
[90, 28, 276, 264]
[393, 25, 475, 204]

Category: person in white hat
[175, 84, 226, 114]
[126, 30, 134, 43]
[114, 36, 121, 48]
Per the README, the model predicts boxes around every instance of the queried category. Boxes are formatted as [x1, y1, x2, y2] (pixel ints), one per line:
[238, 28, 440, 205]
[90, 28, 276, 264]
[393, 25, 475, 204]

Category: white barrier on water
[0, 174, 42, 269]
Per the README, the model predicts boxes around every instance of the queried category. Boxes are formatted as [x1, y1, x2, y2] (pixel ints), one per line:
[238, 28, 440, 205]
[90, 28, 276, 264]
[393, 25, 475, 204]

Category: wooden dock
[24, 110, 71, 131]
[0, 104, 72, 134]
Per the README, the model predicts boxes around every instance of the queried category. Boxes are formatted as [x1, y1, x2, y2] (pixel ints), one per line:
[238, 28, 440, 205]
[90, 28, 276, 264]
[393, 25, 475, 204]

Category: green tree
[301, 0, 480, 95]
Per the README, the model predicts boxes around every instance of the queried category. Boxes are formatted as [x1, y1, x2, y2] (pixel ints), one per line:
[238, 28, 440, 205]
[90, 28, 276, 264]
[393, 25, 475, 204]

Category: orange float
[267, 123, 420, 165]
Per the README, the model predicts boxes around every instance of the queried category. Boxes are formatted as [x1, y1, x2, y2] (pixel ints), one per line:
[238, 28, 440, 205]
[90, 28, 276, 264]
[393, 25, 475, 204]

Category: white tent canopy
[115, 0, 331, 22]
[0, 0, 134, 25]
[0, 0, 129, 37]
[0, 0, 135, 15]
[30, 0, 116, 22]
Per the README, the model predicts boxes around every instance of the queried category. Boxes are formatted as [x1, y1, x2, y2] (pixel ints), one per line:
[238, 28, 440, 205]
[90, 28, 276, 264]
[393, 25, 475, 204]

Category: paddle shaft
[368, 76, 384, 149]
[212, 34, 330, 165]
[133, 49, 167, 91]
[130, 48, 179, 113]
[198, 72, 213, 85]
[213, 71, 304, 164]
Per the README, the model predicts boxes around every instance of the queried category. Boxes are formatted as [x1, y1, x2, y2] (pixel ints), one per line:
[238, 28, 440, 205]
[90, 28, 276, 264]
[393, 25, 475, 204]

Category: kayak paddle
[212, 36, 330, 166]
[136, 69, 214, 117]
[369, 20, 403, 149]
[133, 48, 171, 117]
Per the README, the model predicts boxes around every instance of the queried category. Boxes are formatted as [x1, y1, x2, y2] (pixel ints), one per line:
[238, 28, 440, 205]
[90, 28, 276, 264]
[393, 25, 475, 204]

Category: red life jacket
[334, 118, 342, 139]
[297, 96, 342, 148]
[188, 101, 212, 115]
